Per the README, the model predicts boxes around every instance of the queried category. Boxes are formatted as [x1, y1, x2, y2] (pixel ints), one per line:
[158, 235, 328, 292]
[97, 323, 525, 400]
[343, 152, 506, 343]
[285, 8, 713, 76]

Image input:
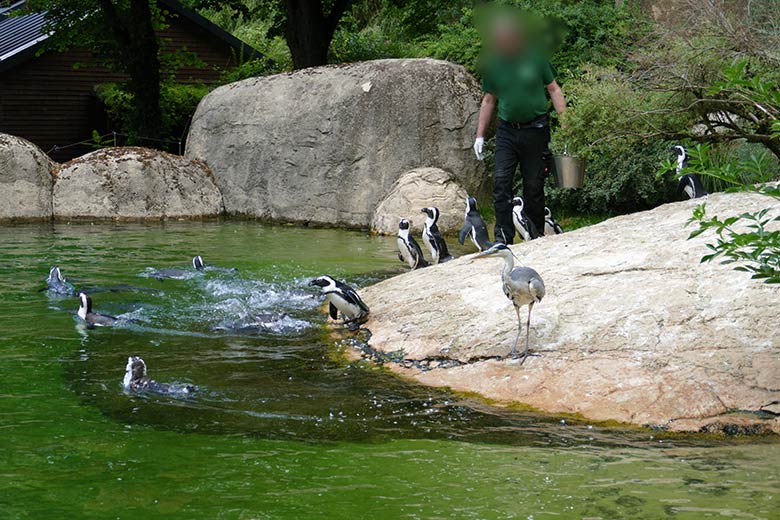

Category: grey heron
[474, 243, 546, 363]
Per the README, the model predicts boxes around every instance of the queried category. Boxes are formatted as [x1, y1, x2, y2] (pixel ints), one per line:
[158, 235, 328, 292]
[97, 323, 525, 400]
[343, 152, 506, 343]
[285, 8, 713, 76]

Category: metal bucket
[553, 154, 587, 189]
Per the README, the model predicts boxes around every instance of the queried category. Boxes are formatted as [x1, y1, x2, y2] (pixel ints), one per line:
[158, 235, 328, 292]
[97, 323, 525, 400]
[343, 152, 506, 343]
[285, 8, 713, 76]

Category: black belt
[500, 115, 549, 129]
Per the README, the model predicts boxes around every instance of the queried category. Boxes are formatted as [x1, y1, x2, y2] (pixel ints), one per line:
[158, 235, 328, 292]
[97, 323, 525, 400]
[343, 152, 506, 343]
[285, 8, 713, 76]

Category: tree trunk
[126, 0, 162, 140]
[285, 0, 353, 69]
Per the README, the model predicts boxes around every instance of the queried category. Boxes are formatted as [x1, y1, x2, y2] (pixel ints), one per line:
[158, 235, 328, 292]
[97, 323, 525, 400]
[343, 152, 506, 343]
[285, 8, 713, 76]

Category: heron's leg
[519, 303, 534, 365]
[510, 305, 522, 358]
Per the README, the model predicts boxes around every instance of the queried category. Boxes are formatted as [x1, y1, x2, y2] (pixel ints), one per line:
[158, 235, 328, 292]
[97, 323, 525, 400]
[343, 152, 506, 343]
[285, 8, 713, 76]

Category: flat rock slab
[53, 147, 224, 220]
[0, 133, 55, 221]
[186, 58, 484, 227]
[359, 191, 780, 434]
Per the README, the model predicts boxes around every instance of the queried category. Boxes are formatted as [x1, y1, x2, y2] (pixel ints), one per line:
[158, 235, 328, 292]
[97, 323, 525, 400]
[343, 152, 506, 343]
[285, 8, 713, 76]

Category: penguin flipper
[329, 302, 339, 320]
[397, 252, 404, 263]
[458, 223, 470, 245]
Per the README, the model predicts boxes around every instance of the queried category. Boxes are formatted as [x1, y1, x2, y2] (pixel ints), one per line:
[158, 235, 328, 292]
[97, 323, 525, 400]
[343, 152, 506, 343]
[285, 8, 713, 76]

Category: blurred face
[492, 19, 524, 55]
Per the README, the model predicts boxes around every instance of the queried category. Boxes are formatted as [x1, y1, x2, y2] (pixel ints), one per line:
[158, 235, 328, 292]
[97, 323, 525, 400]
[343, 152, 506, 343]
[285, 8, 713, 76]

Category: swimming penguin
[420, 207, 453, 265]
[194, 255, 238, 274]
[123, 356, 195, 395]
[671, 145, 709, 199]
[148, 255, 206, 280]
[77, 292, 118, 327]
[397, 219, 429, 270]
[46, 266, 76, 295]
[511, 197, 541, 242]
[309, 275, 370, 330]
[543, 207, 564, 236]
[458, 196, 493, 251]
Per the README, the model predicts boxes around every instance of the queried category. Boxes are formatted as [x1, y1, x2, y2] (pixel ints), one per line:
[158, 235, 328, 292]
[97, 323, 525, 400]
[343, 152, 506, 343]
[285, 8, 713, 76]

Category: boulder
[186, 59, 484, 227]
[0, 133, 55, 220]
[358, 190, 780, 433]
[53, 148, 223, 220]
[370, 168, 468, 235]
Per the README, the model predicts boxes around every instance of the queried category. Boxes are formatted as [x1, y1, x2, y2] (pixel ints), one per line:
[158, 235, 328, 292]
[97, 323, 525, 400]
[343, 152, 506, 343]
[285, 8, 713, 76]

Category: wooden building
[0, 0, 258, 161]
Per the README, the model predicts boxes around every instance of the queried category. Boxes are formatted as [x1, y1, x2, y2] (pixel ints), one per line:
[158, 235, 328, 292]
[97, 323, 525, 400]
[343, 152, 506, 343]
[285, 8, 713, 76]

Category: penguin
[194, 255, 238, 274]
[543, 207, 564, 236]
[511, 196, 541, 242]
[420, 207, 453, 265]
[46, 266, 75, 295]
[148, 255, 206, 280]
[309, 275, 370, 329]
[458, 196, 493, 251]
[123, 356, 195, 395]
[672, 145, 709, 199]
[77, 292, 118, 327]
[397, 218, 429, 270]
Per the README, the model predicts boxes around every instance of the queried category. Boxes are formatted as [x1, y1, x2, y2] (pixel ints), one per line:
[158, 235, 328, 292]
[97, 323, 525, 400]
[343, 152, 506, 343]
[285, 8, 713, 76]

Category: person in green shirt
[474, 16, 567, 244]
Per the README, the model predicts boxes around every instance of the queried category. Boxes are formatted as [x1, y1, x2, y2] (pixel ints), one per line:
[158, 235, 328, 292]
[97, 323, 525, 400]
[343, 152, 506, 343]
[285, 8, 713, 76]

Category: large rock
[370, 167, 468, 235]
[0, 133, 55, 220]
[186, 59, 484, 227]
[359, 191, 780, 434]
[53, 148, 223, 220]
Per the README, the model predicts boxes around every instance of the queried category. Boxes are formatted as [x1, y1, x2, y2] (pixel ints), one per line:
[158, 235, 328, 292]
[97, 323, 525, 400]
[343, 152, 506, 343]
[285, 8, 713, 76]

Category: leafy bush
[96, 81, 210, 149]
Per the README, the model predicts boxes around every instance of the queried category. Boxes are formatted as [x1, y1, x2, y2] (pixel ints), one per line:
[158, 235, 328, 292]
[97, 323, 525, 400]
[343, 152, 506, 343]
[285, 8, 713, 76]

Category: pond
[0, 222, 777, 519]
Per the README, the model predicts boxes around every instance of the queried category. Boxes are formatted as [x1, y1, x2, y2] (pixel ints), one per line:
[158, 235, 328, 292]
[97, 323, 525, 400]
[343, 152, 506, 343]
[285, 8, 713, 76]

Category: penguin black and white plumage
[458, 196, 493, 251]
[511, 197, 541, 242]
[123, 356, 194, 395]
[543, 207, 564, 236]
[420, 207, 453, 265]
[672, 145, 709, 199]
[46, 266, 75, 295]
[397, 218, 429, 270]
[77, 291, 118, 327]
[193, 255, 238, 274]
[193, 255, 205, 271]
[309, 275, 370, 329]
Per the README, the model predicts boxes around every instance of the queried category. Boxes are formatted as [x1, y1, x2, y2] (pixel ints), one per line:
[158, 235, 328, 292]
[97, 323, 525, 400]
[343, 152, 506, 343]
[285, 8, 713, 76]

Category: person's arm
[474, 93, 497, 160]
[546, 80, 566, 115]
[476, 93, 497, 139]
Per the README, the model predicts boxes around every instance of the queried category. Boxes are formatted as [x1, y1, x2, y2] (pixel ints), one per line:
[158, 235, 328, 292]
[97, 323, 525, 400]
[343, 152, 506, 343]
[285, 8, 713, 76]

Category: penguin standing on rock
[309, 275, 370, 330]
[420, 207, 452, 265]
[77, 292, 118, 327]
[511, 197, 541, 242]
[543, 207, 564, 236]
[672, 145, 709, 199]
[397, 219, 428, 270]
[459, 196, 493, 251]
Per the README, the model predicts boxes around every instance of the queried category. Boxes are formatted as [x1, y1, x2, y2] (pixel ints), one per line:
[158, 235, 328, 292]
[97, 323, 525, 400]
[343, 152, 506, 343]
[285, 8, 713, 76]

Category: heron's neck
[501, 253, 514, 280]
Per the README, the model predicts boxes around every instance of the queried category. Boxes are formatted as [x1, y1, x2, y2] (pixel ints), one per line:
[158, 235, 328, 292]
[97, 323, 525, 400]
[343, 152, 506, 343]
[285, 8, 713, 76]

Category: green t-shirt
[481, 52, 555, 124]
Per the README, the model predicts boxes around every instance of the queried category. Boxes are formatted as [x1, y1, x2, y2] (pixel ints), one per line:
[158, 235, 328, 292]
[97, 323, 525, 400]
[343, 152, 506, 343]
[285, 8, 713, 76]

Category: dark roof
[0, 0, 260, 73]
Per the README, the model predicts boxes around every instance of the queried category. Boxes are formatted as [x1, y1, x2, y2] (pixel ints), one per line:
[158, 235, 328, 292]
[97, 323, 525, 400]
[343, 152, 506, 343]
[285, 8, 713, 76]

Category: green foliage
[96, 81, 210, 147]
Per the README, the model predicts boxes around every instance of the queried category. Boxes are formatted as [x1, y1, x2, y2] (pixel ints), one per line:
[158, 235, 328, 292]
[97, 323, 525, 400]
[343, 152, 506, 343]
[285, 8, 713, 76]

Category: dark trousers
[493, 119, 550, 244]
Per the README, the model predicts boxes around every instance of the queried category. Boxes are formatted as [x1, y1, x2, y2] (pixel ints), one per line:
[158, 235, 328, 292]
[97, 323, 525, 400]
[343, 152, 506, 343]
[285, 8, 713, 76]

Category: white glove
[474, 137, 485, 161]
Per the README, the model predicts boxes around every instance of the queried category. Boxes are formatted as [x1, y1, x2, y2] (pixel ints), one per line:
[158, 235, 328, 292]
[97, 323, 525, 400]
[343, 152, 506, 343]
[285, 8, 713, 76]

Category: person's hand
[473, 137, 485, 161]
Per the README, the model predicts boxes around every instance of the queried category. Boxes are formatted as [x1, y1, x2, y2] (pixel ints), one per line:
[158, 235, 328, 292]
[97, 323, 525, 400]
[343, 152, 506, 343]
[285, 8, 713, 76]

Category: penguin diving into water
[77, 291, 119, 327]
[46, 266, 75, 295]
[511, 196, 541, 242]
[544, 207, 564, 236]
[123, 356, 195, 396]
[397, 218, 429, 270]
[309, 275, 370, 330]
[671, 145, 709, 199]
[458, 196, 493, 251]
[421, 207, 453, 265]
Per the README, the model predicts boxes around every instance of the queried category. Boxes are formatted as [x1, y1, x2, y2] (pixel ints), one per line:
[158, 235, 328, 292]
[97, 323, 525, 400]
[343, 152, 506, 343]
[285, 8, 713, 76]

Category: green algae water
[1, 222, 778, 519]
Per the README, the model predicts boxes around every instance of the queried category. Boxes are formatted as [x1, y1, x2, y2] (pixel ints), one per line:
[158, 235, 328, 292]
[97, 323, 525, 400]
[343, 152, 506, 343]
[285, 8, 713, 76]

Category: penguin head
[544, 207, 552, 218]
[192, 255, 205, 271]
[398, 219, 411, 231]
[511, 196, 524, 209]
[49, 266, 64, 284]
[78, 292, 92, 314]
[466, 196, 478, 213]
[420, 207, 439, 222]
[309, 275, 336, 290]
[123, 356, 147, 388]
[671, 145, 687, 172]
